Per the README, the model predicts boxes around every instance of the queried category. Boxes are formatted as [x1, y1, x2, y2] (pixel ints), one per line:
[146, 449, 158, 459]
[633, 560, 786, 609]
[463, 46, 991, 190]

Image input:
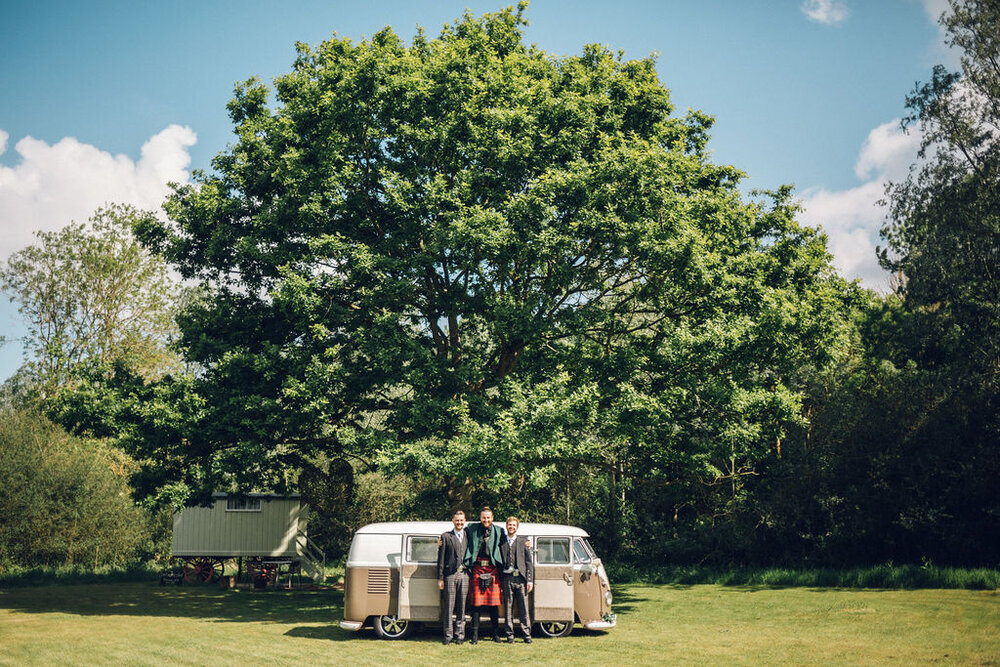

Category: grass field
[1, 582, 997, 665]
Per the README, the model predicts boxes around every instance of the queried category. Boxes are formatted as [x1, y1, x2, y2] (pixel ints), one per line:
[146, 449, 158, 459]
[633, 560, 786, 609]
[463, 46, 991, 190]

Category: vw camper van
[339, 521, 616, 639]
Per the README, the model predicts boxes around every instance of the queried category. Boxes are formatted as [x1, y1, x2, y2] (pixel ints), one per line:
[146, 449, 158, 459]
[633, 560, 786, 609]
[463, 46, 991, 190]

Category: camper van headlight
[605, 590, 613, 606]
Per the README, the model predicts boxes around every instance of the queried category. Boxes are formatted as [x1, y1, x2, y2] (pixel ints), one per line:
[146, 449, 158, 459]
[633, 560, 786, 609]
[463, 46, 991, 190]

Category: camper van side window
[405, 536, 439, 563]
[535, 537, 571, 564]
[225, 497, 261, 512]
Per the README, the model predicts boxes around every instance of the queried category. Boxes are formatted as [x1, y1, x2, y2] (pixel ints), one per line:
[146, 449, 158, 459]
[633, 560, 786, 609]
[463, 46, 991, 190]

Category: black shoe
[456, 638, 464, 645]
[524, 637, 532, 644]
[493, 635, 502, 643]
[506, 636, 514, 644]
[470, 635, 478, 645]
[443, 639, 451, 645]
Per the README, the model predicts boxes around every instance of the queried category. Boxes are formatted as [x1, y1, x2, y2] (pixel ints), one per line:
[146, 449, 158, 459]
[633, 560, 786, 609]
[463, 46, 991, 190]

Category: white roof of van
[355, 521, 590, 537]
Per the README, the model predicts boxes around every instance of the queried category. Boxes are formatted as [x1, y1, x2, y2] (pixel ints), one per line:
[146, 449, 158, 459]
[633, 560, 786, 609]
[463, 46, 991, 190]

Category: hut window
[226, 497, 262, 512]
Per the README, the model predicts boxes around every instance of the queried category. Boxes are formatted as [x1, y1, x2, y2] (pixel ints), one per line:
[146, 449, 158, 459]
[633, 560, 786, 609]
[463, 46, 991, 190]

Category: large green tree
[121, 5, 850, 517]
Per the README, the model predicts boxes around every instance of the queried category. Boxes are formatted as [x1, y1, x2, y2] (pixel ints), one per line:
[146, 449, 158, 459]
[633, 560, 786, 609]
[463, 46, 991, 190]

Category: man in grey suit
[437, 510, 469, 645]
[499, 516, 534, 643]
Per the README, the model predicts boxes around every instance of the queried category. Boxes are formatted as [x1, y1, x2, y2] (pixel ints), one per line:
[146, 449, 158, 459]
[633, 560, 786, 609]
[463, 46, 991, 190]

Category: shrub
[0, 410, 146, 568]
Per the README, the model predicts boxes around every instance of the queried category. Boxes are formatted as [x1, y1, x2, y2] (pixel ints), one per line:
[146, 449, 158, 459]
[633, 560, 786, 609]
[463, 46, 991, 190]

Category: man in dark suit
[499, 516, 534, 643]
[437, 509, 469, 645]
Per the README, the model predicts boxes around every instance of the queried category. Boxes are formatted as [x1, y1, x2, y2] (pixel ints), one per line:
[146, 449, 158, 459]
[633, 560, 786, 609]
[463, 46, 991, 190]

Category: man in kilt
[463, 506, 505, 643]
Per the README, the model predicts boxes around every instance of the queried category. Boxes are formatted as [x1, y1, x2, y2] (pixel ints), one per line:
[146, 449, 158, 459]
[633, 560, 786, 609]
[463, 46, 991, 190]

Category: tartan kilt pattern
[469, 563, 502, 606]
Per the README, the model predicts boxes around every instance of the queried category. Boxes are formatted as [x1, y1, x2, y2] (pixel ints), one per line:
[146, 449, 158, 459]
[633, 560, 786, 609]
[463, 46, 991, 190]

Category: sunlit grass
[0, 581, 997, 665]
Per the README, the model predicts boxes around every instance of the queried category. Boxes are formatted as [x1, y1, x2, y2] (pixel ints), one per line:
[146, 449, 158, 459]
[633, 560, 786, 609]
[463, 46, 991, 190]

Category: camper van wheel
[536, 620, 574, 638]
[373, 615, 415, 640]
[182, 557, 223, 584]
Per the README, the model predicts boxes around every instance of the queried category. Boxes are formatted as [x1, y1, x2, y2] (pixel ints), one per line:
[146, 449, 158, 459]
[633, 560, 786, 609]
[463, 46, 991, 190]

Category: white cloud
[855, 119, 922, 181]
[920, 0, 950, 23]
[0, 124, 197, 260]
[918, 0, 963, 67]
[799, 120, 923, 291]
[801, 0, 850, 25]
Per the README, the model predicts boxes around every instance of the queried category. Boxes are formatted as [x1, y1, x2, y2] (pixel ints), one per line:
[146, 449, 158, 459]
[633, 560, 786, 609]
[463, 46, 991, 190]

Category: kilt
[469, 561, 501, 606]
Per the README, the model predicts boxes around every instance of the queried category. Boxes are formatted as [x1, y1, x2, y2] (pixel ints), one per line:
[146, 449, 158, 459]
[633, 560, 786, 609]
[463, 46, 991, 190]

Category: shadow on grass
[289, 623, 537, 643]
[609, 585, 648, 614]
[285, 625, 357, 642]
[0, 582, 617, 644]
[0, 582, 350, 628]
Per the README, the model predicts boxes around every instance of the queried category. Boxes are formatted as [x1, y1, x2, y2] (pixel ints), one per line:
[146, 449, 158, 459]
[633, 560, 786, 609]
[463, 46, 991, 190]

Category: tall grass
[606, 563, 1000, 590]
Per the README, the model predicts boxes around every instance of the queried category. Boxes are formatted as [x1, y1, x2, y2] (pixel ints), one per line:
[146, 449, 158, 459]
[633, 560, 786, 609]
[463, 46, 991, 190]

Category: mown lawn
[0, 582, 997, 665]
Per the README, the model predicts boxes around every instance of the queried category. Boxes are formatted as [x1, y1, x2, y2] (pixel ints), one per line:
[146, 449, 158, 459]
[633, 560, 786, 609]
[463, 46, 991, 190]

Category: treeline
[0, 2, 997, 571]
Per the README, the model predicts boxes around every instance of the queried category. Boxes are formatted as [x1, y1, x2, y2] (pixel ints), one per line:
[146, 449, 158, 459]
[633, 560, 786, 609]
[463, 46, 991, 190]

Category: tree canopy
[114, 4, 854, 508]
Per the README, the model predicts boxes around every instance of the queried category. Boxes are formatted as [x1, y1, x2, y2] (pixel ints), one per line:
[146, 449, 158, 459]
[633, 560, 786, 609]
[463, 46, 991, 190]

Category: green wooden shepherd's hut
[171, 493, 324, 585]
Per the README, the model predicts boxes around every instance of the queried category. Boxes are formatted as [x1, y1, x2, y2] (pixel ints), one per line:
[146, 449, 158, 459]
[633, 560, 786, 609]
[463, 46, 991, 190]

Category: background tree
[878, 0, 1000, 563]
[881, 0, 1000, 376]
[1, 204, 180, 399]
[744, 0, 1000, 568]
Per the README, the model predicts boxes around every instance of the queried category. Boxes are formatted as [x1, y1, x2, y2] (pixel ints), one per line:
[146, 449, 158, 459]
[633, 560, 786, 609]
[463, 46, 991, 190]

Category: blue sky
[0, 0, 952, 381]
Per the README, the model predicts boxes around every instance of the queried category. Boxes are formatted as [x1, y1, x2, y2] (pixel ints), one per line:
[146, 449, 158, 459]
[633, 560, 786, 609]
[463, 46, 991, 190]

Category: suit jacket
[437, 529, 468, 579]
[463, 522, 504, 568]
[499, 534, 533, 581]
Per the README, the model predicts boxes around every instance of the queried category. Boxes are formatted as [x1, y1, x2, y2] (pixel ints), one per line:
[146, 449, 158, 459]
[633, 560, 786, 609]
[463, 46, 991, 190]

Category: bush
[0, 410, 147, 568]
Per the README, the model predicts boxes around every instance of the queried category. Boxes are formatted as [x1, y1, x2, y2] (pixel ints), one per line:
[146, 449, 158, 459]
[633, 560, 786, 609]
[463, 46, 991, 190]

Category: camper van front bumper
[339, 620, 364, 631]
[584, 613, 617, 630]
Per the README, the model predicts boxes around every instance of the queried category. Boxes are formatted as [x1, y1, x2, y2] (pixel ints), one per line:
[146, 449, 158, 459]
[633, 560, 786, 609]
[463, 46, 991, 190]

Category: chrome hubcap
[381, 616, 406, 635]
